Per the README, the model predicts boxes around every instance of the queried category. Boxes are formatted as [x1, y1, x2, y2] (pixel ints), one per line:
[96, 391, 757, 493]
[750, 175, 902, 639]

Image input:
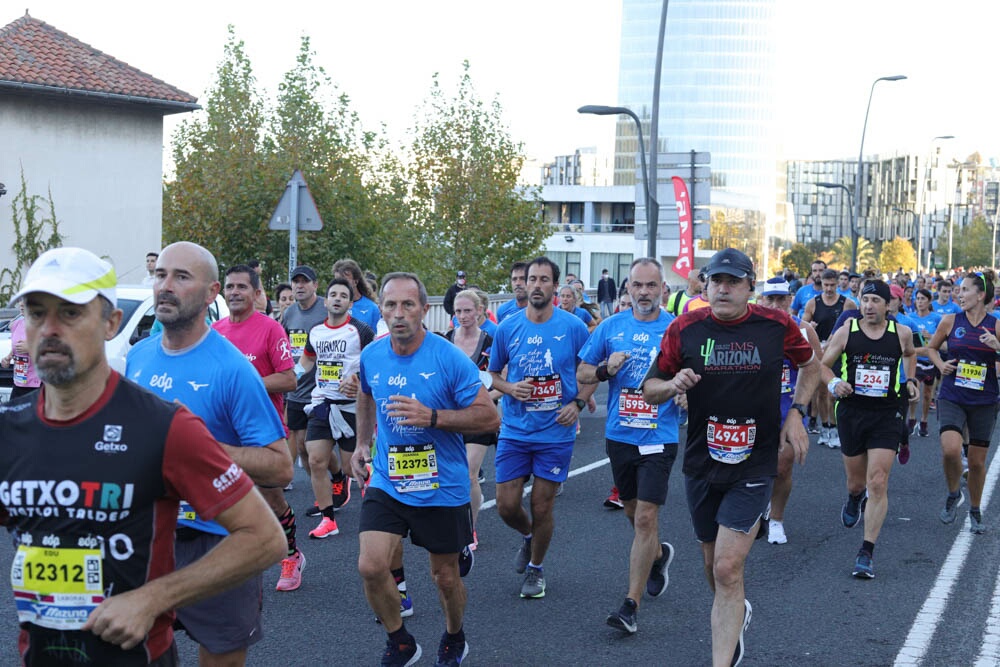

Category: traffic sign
[268, 171, 323, 231]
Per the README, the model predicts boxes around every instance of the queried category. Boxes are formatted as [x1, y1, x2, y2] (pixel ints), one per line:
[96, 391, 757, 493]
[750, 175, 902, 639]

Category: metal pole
[288, 175, 299, 276]
[647, 0, 669, 260]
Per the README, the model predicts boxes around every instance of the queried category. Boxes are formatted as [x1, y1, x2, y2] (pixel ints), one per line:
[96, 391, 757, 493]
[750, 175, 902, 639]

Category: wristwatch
[789, 403, 808, 417]
[574, 398, 587, 410]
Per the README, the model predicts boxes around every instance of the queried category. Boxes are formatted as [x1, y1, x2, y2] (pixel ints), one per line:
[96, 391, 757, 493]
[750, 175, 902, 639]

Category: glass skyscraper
[616, 0, 782, 269]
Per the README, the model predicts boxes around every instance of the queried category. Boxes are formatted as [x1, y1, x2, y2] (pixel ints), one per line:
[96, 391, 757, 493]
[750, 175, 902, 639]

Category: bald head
[159, 242, 218, 283]
[154, 242, 220, 334]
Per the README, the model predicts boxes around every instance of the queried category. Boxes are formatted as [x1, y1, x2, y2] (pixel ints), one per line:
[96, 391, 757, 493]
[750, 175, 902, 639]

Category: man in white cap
[0, 247, 284, 664]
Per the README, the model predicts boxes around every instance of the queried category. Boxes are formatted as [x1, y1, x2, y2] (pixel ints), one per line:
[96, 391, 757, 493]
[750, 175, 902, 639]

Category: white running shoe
[828, 429, 841, 449]
[817, 426, 829, 448]
[768, 520, 788, 545]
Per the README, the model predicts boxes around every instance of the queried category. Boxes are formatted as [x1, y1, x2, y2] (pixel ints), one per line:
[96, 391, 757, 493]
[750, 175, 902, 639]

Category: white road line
[894, 450, 1000, 667]
[478, 457, 611, 511]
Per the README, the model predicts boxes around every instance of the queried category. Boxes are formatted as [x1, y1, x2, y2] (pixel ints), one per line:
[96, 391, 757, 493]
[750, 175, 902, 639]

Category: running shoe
[459, 545, 474, 578]
[808, 417, 820, 434]
[908, 418, 917, 434]
[732, 599, 752, 666]
[919, 422, 929, 438]
[514, 536, 532, 574]
[308, 517, 339, 539]
[606, 597, 638, 634]
[477, 468, 486, 484]
[929, 399, 936, 411]
[841, 491, 868, 528]
[940, 492, 965, 524]
[970, 511, 986, 535]
[283, 481, 294, 491]
[275, 550, 305, 591]
[817, 426, 829, 448]
[555, 482, 565, 497]
[331, 477, 350, 509]
[852, 552, 875, 579]
[828, 430, 841, 449]
[604, 486, 625, 509]
[897, 443, 910, 465]
[435, 633, 469, 666]
[305, 502, 321, 517]
[768, 520, 788, 545]
[374, 590, 414, 625]
[520, 565, 546, 598]
[381, 636, 421, 667]
[646, 542, 675, 597]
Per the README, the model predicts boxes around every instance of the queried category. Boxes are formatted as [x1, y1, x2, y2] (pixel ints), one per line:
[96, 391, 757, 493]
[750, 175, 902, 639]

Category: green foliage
[879, 237, 916, 274]
[830, 236, 876, 272]
[406, 61, 545, 294]
[934, 215, 994, 268]
[0, 167, 63, 304]
[780, 244, 814, 277]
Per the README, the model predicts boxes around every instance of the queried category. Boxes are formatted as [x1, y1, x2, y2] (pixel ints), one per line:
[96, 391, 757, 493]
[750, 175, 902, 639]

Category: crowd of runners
[1, 243, 998, 667]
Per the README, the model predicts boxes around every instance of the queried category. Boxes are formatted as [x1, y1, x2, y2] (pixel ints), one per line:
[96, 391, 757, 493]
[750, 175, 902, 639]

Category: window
[546, 251, 581, 283]
[590, 253, 634, 287]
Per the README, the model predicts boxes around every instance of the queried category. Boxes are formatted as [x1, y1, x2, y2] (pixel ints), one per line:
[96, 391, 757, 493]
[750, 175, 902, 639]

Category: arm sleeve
[162, 407, 255, 520]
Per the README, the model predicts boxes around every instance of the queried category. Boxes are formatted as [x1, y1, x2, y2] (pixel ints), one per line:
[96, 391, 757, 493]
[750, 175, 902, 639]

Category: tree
[934, 215, 993, 269]
[406, 61, 546, 294]
[0, 167, 63, 304]
[781, 244, 814, 277]
[879, 237, 916, 274]
[830, 236, 876, 272]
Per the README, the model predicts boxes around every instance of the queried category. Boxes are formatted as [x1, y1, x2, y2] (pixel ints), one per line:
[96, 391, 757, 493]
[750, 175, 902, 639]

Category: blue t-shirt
[579, 310, 679, 445]
[488, 307, 589, 443]
[351, 295, 382, 333]
[496, 299, 525, 323]
[837, 288, 860, 308]
[126, 329, 286, 535]
[933, 300, 962, 315]
[360, 333, 481, 507]
[571, 307, 593, 324]
[791, 284, 821, 316]
[909, 310, 942, 362]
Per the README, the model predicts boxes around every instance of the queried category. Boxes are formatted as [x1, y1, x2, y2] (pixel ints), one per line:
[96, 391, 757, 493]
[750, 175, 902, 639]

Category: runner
[213, 265, 304, 592]
[496, 262, 528, 323]
[664, 270, 702, 317]
[820, 279, 917, 578]
[925, 271, 1000, 534]
[642, 248, 820, 666]
[332, 258, 384, 334]
[757, 277, 822, 545]
[273, 283, 293, 322]
[298, 278, 375, 539]
[790, 259, 826, 317]
[126, 242, 292, 666]
[802, 269, 848, 448]
[489, 256, 595, 599]
[577, 258, 679, 635]
[0, 299, 41, 400]
[558, 284, 597, 332]
[352, 272, 497, 667]
[932, 279, 961, 315]
[0, 247, 285, 666]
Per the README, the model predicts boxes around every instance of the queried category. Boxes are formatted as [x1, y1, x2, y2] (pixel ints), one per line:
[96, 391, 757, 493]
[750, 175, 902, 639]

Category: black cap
[457, 271, 466, 278]
[290, 265, 317, 282]
[702, 248, 754, 279]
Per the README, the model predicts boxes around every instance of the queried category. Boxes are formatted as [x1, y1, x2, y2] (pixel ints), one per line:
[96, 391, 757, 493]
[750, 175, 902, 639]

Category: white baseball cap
[13, 247, 117, 306]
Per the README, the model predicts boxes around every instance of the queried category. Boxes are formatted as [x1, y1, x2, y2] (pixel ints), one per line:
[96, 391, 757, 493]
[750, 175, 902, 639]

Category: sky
[12, 1, 1000, 177]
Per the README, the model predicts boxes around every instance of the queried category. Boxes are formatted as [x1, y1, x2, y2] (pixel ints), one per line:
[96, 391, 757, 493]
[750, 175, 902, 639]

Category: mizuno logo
[188, 381, 209, 391]
[419, 372, 436, 379]
[553, 335, 566, 341]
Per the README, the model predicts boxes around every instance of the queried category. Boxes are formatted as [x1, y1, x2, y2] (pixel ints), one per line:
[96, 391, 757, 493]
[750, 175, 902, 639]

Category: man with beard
[127, 242, 292, 667]
[332, 258, 382, 333]
[496, 262, 528, 324]
[489, 257, 595, 599]
[577, 258, 680, 634]
[790, 259, 826, 317]
[299, 278, 375, 539]
[213, 266, 304, 592]
[0, 247, 284, 665]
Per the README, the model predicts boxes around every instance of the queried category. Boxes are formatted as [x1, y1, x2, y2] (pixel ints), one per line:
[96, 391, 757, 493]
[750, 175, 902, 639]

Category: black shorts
[938, 399, 999, 445]
[684, 475, 772, 543]
[359, 487, 473, 554]
[835, 402, 904, 457]
[463, 430, 498, 446]
[606, 439, 677, 505]
[915, 361, 939, 385]
[286, 400, 309, 431]
[305, 403, 357, 452]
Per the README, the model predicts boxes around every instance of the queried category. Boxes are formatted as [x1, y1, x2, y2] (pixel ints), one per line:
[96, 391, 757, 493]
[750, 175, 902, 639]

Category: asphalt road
[1, 388, 999, 666]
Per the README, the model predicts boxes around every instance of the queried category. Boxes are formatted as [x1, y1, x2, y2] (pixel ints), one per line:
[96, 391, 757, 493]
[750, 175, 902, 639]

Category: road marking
[894, 451, 1000, 666]
[479, 457, 610, 511]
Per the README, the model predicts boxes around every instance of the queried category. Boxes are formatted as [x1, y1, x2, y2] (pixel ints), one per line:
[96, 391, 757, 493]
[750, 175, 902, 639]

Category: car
[0, 285, 229, 403]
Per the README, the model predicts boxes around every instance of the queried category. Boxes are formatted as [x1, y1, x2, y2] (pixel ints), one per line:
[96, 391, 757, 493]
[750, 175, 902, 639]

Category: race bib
[317, 360, 344, 389]
[11, 545, 104, 630]
[177, 501, 197, 522]
[13, 355, 28, 384]
[854, 364, 890, 397]
[618, 388, 657, 429]
[956, 360, 987, 390]
[780, 364, 792, 394]
[526, 374, 562, 412]
[387, 443, 439, 493]
[289, 331, 308, 356]
[706, 417, 756, 464]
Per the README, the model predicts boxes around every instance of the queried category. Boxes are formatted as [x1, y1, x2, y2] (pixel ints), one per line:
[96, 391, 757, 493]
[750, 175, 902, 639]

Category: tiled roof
[0, 12, 198, 108]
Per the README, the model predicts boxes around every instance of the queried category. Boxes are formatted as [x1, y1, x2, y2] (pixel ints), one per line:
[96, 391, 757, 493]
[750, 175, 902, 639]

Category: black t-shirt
[812, 294, 847, 342]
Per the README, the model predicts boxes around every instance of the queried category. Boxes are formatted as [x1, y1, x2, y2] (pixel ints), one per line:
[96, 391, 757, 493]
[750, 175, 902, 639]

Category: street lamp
[917, 135, 955, 273]
[853, 74, 907, 273]
[817, 182, 857, 269]
[578, 105, 659, 258]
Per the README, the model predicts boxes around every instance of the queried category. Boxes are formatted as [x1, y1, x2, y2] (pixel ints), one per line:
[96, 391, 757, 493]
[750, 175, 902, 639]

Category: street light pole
[853, 75, 907, 273]
[578, 105, 659, 258]
[817, 181, 857, 268]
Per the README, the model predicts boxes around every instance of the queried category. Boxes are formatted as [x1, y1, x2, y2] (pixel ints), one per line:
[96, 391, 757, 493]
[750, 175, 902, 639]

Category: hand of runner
[672, 368, 701, 394]
[831, 379, 853, 398]
[340, 373, 360, 399]
[780, 415, 809, 466]
[607, 351, 630, 375]
[587, 396, 597, 413]
[939, 358, 957, 376]
[351, 445, 372, 489]
[81, 589, 157, 650]
[387, 394, 431, 426]
[978, 329, 998, 350]
[673, 393, 688, 410]
[555, 402, 580, 426]
[508, 380, 535, 401]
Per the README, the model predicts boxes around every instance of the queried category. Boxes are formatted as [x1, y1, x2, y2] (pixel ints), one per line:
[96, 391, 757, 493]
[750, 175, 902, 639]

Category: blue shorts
[684, 475, 773, 543]
[495, 438, 574, 484]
